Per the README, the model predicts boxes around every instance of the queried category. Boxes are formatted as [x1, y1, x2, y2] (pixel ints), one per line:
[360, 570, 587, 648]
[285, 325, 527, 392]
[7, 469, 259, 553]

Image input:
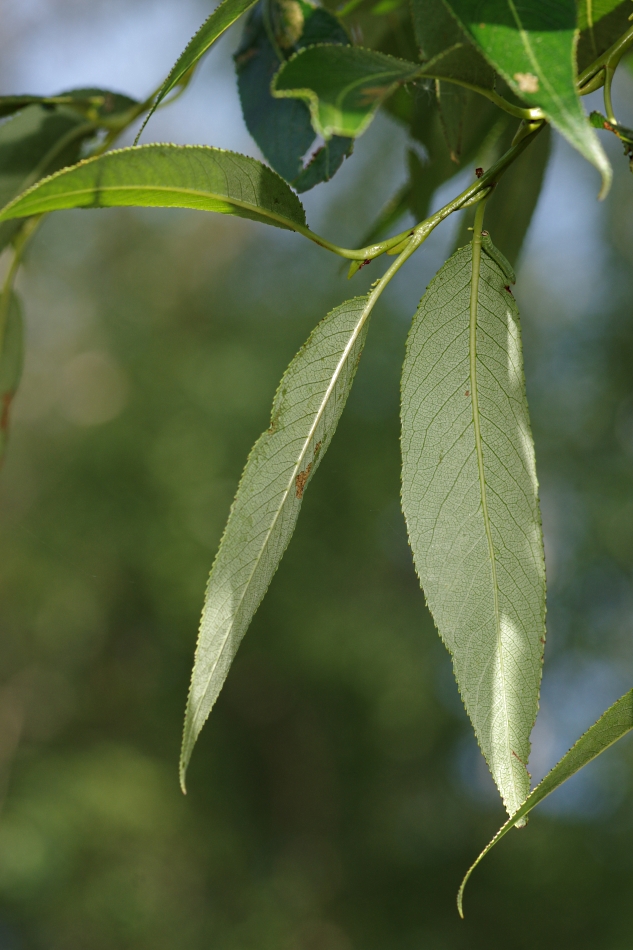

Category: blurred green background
[1, 2, 633, 948]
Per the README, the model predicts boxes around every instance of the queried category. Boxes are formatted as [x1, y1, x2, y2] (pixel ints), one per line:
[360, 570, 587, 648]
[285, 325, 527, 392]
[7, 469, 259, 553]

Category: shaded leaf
[292, 134, 354, 192]
[138, 0, 259, 139]
[458, 687, 633, 916]
[411, 0, 496, 90]
[0, 88, 137, 122]
[443, 0, 611, 195]
[0, 291, 24, 468]
[0, 144, 307, 234]
[235, 1, 352, 189]
[272, 45, 420, 138]
[181, 294, 373, 788]
[577, 0, 633, 74]
[401, 240, 546, 816]
[0, 104, 92, 253]
[455, 124, 552, 267]
[435, 81, 468, 161]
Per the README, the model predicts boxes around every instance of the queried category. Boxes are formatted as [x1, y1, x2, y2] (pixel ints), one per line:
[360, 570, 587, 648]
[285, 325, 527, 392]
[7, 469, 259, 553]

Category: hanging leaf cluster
[1, 0, 633, 915]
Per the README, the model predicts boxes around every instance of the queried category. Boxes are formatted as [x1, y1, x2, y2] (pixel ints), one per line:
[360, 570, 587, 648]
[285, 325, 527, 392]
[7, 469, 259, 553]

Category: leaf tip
[598, 160, 613, 200]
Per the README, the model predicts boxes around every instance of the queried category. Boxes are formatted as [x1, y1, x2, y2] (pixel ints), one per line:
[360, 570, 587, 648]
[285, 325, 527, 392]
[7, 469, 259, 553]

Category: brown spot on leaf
[514, 71, 539, 94]
[464, 390, 470, 397]
[295, 462, 312, 499]
[504, 285, 513, 296]
[313, 441, 322, 458]
[475, 167, 484, 178]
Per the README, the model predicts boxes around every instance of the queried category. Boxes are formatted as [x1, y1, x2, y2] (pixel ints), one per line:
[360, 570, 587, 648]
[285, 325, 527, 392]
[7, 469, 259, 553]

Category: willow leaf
[401, 242, 546, 816]
[0, 292, 25, 468]
[272, 45, 420, 139]
[137, 0, 258, 141]
[458, 687, 633, 916]
[181, 295, 373, 789]
[443, 0, 612, 196]
[0, 145, 307, 234]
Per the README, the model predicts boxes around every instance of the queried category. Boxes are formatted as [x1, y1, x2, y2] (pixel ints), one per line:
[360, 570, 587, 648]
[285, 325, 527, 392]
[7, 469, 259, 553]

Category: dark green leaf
[0, 144, 308, 234]
[235, 1, 352, 189]
[272, 45, 420, 138]
[458, 687, 633, 916]
[0, 291, 24, 468]
[181, 293, 374, 789]
[0, 104, 92, 253]
[138, 0, 259, 141]
[292, 134, 354, 192]
[443, 0, 611, 194]
[577, 0, 633, 74]
[411, 0, 496, 90]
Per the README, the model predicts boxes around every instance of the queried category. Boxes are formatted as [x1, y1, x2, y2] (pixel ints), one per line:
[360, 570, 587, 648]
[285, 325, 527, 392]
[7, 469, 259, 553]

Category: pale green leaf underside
[273, 45, 420, 139]
[0, 144, 307, 233]
[458, 687, 633, 916]
[180, 295, 372, 789]
[137, 0, 258, 140]
[444, 0, 611, 195]
[401, 244, 546, 816]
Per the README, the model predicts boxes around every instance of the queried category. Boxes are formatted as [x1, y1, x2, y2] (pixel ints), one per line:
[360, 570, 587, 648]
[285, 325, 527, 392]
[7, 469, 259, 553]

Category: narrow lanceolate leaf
[0, 145, 307, 234]
[411, 0, 496, 91]
[181, 295, 373, 789]
[401, 242, 546, 817]
[0, 292, 25, 468]
[272, 46, 420, 139]
[443, 0, 612, 196]
[137, 0, 259, 140]
[576, 0, 633, 74]
[458, 687, 633, 916]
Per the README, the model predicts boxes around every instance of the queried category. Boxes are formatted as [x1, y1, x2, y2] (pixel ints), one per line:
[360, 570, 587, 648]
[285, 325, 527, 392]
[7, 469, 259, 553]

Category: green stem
[603, 64, 617, 125]
[578, 21, 633, 92]
[0, 218, 40, 360]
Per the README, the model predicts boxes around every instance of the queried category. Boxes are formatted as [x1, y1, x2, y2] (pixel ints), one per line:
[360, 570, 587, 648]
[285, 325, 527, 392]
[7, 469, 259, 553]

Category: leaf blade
[0, 144, 307, 233]
[272, 45, 420, 138]
[458, 687, 633, 916]
[443, 0, 612, 195]
[137, 0, 259, 140]
[180, 294, 373, 788]
[401, 242, 546, 815]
